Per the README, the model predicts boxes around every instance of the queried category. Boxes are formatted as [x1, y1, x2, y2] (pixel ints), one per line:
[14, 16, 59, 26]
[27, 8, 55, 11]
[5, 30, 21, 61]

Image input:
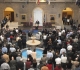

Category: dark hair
[48, 60, 52, 64]
[33, 49, 36, 52]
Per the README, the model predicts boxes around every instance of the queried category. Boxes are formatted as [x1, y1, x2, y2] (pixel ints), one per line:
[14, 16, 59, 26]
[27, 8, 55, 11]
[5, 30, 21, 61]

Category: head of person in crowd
[27, 58, 30, 61]
[11, 56, 15, 60]
[27, 54, 33, 62]
[43, 54, 46, 57]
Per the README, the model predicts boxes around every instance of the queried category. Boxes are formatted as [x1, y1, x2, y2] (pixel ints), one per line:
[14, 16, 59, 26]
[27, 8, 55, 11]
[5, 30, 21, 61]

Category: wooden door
[11, 12, 14, 21]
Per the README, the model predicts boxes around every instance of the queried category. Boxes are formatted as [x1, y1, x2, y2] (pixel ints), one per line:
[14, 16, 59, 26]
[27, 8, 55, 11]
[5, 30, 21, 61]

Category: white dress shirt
[0, 35, 4, 41]
[55, 57, 61, 64]
[43, 35, 47, 40]
[36, 33, 40, 40]
[27, 50, 32, 55]
[61, 30, 65, 33]
[10, 47, 16, 52]
[60, 48, 66, 54]
[58, 32, 62, 36]
[57, 39, 61, 44]
[38, 32, 42, 36]
[61, 56, 67, 63]
[47, 51, 53, 58]
[67, 45, 72, 51]
[16, 29, 18, 33]
[7, 37, 10, 42]
[66, 33, 70, 38]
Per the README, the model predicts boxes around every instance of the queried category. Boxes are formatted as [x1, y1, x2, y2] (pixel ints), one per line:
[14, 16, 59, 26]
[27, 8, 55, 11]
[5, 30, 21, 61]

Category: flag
[36, 0, 37, 4]
[36, 0, 40, 5]
[76, 0, 78, 5]
[47, 0, 50, 5]
[30, 15, 33, 23]
[44, 14, 46, 23]
[76, 0, 78, 2]
[38, 0, 40, 5]
[48, 0, 50, 5]
[76, 0, 80, 6]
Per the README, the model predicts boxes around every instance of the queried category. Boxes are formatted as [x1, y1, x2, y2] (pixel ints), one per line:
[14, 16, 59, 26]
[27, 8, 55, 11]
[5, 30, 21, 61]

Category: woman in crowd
[32, 59, 37, 70]
[25, 58, 32, 70]
[46, 58, 53, 70]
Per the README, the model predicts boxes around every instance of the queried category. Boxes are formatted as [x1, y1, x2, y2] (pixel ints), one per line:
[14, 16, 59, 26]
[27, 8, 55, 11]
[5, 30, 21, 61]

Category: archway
[33, 7, 44, 26]
[4, 7, 14, 22]
[62, 7, 73, 25]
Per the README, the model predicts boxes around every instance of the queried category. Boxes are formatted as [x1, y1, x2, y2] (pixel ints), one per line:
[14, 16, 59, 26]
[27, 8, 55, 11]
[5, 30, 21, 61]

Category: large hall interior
[0, 0, 80, 70]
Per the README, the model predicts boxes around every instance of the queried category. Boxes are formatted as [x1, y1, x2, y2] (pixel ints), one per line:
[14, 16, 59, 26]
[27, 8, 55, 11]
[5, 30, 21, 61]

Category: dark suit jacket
[16, 61, 24, 70]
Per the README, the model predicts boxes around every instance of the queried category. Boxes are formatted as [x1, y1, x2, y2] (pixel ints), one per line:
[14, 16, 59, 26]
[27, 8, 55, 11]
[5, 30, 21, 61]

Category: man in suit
[16, 58, 24, 70]
[36, 20, 39, 26]
[35, 20, 39, 30]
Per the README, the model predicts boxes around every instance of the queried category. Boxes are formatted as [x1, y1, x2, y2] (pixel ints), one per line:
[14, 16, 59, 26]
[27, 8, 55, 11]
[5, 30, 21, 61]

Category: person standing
[31, 49, 36, 59]
[55, 56, 61, 67]
[36, 20, 39, 26]
[46, 59, 53, 70]
[10, 57, 16, 70]
[2, 44, 8, 54]
[35, 20, 39, 30]
[61, 54, 67, 70]
[16, 58, 24, 70]
[32, 59, 37, 70]
[70, 18, 73, 27]
[67, 18, 70, 25]
[1, 60, 10, 70]
[41, 54, 47, 65]
[25, 58, 32, 70]
[41, 64, 49, 70]
[2, 52, 9, 63]
[47, 50, 53, 60]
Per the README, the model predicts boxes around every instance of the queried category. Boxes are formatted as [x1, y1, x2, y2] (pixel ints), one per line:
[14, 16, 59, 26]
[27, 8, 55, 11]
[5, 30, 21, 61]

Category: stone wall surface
[0, 2, 79, 28]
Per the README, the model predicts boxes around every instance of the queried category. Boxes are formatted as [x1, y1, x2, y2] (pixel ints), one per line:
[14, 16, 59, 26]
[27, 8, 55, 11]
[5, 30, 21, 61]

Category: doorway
[4, 7, 14, 22]
[62, 7, 73, 25]
[33, 7, 43, 26]
[62, 7, 73, 19]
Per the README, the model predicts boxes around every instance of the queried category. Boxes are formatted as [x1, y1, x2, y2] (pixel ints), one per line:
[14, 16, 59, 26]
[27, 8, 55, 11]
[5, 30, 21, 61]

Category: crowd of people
[0, 23, 80, 70]
[1, 15, 10, 28]
[28, 25, 80, 70]
[41, 25, 80, 70]
[0, 27, 27, 70]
